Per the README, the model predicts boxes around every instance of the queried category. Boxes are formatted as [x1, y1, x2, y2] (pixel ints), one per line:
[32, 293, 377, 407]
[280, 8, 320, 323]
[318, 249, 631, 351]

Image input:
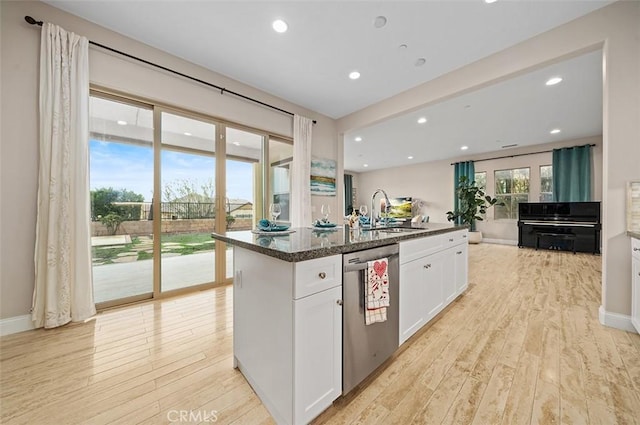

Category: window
[474, 172, 487, 191]
[540, 165, 553, 201]
[494, 168, 530, 220]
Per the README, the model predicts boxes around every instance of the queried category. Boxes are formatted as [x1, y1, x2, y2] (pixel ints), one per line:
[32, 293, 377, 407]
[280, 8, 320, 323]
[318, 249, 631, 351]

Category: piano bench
[535, 232, 576, 254]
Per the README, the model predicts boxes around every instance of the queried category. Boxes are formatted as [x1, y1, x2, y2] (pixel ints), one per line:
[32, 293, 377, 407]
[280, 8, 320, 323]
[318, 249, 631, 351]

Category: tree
[91, 187, 145, 221]
[162, 178, 216, 219]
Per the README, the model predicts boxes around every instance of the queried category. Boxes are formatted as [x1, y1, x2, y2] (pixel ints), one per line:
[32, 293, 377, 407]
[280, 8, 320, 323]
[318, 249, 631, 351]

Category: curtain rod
[451, 143, 596, 165]
[24, 16, 317, 125]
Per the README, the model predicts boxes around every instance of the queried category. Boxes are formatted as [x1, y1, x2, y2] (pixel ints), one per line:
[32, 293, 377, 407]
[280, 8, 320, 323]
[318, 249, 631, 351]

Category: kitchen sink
[378, 227, 426, 233]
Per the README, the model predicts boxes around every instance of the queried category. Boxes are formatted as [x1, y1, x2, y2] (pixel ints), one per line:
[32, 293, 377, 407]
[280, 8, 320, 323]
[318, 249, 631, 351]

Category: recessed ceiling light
[349, 71, 361, 80]
[183, 132, 192, 136]
[417, 117, 427, 124]
[485, 0, 498, 3]
[272, 19, 288, 33]
[354, 136, 362, 142]
[415, 58, 426, 67]
[117, 120, 127, 126]
[550, 128, 561, 134]
[546, 77, 563, 86]
[233, 141, 241, 146]
[363, 164, 369, 167]
[399, 44, 408, 49]
[407, 156, 414, 159]
[461, 146, 469, 150]
[373, 16, 387, 28]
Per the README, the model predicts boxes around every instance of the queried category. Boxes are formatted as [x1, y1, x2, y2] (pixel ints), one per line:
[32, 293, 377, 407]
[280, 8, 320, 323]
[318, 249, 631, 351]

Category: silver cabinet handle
[318, 272, 327, 279]
[336, 299, 343, 306]
[456, 251, 463, 255]
[634, 247, 640, 251]
[423, 264, 431, 269]
[463, 235, 467, 238]
[449, 238, 454, 242]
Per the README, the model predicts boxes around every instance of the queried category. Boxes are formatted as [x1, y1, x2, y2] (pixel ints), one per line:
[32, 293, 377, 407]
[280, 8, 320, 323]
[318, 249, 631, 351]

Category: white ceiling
[45, 0, 611, 119]
[49, 0, 606, 173]
[344, 50, 603, 172]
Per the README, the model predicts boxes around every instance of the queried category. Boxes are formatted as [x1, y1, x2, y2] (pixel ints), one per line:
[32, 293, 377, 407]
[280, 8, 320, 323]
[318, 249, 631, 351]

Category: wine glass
[321, 204, 331, 223]
[269, 203, 281, 228]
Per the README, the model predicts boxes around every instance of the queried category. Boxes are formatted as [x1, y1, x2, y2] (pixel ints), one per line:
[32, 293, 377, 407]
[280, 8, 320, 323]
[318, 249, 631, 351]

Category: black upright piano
[517, 202, 601, 254]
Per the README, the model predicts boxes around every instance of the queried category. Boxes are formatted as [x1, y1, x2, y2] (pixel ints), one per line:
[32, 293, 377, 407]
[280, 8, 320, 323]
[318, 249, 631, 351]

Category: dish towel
[365, 257, 390, 325]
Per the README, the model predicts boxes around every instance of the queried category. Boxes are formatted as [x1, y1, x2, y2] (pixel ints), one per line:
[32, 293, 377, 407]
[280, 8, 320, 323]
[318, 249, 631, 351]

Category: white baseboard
[483, 238, 518, 246]
[0, 314, 37, 337]
[599, 305, 637, 333]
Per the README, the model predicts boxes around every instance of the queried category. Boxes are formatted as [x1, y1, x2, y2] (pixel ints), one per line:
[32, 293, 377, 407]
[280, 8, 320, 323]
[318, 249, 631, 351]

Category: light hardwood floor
[1, 244, 639, 424]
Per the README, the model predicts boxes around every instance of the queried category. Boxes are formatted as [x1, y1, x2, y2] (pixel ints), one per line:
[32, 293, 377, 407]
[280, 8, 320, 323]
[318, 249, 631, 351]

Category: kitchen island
[211, 223, 467, 425]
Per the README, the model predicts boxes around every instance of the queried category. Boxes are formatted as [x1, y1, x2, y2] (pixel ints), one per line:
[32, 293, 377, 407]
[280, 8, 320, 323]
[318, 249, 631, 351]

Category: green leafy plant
[446, 175, 504, 231]
[100, 212, 123, 235]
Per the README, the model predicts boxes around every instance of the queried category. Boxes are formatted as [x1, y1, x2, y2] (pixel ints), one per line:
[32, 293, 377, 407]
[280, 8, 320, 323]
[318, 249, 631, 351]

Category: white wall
[0, 0, 339, 320]
[338, 1, 640, 318]
[354, 136, 602, 243]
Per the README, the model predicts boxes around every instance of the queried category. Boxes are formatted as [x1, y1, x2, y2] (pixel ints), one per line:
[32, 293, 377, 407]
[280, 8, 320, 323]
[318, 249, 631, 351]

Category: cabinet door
[293, 286, 342, 424]
[423, 252, 445, 322]
[455, 244, 469, 295]
[442, 248, 457, 304]
[400, 260, 426, 345]
[632, 256, 640, 334]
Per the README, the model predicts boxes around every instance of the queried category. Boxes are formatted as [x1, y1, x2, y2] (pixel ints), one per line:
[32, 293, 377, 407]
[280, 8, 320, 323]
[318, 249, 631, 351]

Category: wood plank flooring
[1, 244, 639, 424]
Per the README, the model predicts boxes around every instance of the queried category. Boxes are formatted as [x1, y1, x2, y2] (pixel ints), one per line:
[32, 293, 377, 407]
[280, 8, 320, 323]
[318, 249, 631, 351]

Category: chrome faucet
[371, 189, 391, 228]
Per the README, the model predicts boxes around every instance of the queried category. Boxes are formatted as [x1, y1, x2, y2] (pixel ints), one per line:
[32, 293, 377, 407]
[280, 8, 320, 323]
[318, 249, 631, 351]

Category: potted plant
[446, 175, 503, 243]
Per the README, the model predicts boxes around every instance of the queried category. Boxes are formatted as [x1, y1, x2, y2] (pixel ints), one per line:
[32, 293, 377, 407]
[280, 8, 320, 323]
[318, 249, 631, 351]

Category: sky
[89, 140, 254, 202]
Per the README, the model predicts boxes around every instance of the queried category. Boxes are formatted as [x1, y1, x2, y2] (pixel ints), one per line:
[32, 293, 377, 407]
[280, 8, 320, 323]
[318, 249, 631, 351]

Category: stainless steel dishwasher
[342, 243, 399, 394]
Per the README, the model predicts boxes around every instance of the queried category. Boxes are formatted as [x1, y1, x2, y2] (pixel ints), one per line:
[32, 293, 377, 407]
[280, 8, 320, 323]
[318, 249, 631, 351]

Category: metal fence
[107, 201, 250, 221]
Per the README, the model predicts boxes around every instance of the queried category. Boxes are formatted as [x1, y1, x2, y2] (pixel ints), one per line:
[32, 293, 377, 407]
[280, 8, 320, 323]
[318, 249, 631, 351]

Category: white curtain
[290, 115, 313, 227]
[32, 23, 95, 328]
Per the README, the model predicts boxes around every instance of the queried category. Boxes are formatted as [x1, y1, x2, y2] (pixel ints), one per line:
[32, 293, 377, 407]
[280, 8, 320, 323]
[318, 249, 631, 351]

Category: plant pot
[468, 230, 482, 244]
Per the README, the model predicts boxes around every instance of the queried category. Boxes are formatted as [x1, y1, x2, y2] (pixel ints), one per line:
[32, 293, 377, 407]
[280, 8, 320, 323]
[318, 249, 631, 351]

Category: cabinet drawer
[294, 255, 342, 299]
[400, 235, 444, 264]
[443, 230, 468, 248]
[632, 237, 640, 260]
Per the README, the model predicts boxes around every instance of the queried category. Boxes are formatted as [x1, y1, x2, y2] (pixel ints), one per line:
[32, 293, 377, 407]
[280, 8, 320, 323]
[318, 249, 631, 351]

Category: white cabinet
[454, 244, 469, 294]
[399, 230, 468, 345]
[423, 252, 445, 321]
[294, 285, 342, 422]
[233, 248, 342, 425]
[632, 238, 640, 334]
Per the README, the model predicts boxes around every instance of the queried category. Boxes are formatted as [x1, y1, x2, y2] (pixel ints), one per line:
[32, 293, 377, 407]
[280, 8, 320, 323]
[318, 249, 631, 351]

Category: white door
[423, 252, 444, 322]
[455, 244, 469, 295]
[442, 248, 457, 304]
[293, 286, 342, 424]
[399, 260, 426, 345]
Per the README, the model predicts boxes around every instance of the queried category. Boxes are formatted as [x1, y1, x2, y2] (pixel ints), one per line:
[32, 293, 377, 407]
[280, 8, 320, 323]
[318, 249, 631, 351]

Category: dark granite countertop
[211, 222, 466, 262]
[628, 231, 640, 240]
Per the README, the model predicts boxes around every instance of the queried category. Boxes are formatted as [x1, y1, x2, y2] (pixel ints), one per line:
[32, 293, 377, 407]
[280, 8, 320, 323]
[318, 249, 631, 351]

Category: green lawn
[93, 232, 215, 265]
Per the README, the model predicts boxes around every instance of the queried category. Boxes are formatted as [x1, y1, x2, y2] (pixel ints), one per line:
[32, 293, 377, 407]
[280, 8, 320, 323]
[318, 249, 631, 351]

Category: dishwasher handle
[344, 253, 398, 273]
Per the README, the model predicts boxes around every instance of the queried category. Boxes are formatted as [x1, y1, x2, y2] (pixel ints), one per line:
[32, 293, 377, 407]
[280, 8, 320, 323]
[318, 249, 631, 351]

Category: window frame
[493, 167, 530, 220]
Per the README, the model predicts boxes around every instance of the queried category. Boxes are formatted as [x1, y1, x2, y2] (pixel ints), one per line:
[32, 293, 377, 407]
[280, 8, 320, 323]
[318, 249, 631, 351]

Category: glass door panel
[225, 127, 263, 279]
[160, 112, 216, 291]
[89, 95, 154, 304]
[268, 137, 293, 223]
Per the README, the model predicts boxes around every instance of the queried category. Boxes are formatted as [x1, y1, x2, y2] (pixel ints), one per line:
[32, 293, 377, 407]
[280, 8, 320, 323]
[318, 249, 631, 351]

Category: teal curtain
[552, 145, 592, 202]
[453, 161, 475, 226]
[344, 174, 353, 215]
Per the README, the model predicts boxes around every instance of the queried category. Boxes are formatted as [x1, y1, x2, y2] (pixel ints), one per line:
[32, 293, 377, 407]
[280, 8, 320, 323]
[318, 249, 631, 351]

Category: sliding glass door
[89, 95, 154, 305]
[224, 127, 263, 279]
[89, 91, 294, 307]
[160, 111, 217, 291]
